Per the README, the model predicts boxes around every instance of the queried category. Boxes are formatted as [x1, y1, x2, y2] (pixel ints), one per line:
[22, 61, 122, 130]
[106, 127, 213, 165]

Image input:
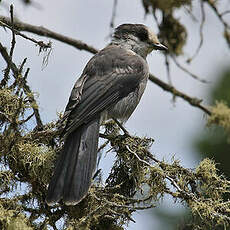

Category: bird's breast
[101, 79, 147, 123]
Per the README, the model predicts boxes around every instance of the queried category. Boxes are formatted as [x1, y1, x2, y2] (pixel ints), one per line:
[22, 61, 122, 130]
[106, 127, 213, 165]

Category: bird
[46, 23, 167, 206]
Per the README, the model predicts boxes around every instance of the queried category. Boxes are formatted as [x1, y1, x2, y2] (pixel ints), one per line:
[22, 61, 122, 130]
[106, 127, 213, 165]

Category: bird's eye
[136, 28, 149, 42]
[139, 33, 148, 42]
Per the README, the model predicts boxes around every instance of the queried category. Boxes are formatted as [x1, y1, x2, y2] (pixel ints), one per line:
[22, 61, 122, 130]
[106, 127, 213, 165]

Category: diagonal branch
[171, 54, 209, 83]
[0, 16, 98, 54]
[205, 0, 230, 48]
[0, 18, 51, 50]
[206, 0, 230, 30]
[0, 42, 43, 129]
[0, 42, 19, 76]
[0, 15, 211, 116]
[149, 73, 211, 115]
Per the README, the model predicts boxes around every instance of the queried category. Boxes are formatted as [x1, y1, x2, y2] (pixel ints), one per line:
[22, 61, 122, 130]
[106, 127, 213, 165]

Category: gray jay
[46, 24, 167, 206]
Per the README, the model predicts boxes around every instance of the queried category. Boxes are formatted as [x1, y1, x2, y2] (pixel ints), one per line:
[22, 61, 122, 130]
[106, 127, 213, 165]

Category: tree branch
[149, 73, 211, 115]
[0, 15, 211, 116]
[187, 0, 205, 63]
[0, 17, 51, 50]
[0, 42, 43, 129]
[0, 16, 98, 54]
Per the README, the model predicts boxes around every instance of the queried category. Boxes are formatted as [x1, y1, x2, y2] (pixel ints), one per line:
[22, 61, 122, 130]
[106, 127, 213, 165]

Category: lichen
[208, 102, 230, 132]
[0, 202, 33, 230]
[142, 0, 192, 13]
[159, 14, 187, 55]
[9, 141, 56, 185]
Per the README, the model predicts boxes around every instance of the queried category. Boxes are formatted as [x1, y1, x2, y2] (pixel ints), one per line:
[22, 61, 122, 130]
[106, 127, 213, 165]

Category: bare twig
[183, 5, 198, 22]
[98, 140, 110, 153]
[112, 118, 130, 136]
[205, 0, 230, 48]
[0, 20, 51, 50]
[19, 112, 35, 124]
[187, 0, 205, 63]
[19, 58, 27, 73]
[1, 6, 17, 88]
[221, 10, 230, 17]
[0, 42, 19, 76]
[165, 54, 172, 85]
[0, 42, 43, 129]
[110, 0, 118, 29]
[0, 16, 98, 54]
[206, 0, 230, 30]
[9, 5, 16, 58]
[1, 64, 11, 88]
[152, 9, 160, 27]
[94, 194, 155, 210]
[171, 55, 209, 83]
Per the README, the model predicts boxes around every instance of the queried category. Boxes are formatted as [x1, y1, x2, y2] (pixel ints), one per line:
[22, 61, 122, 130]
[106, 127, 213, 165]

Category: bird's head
[111, 24, 167, 58]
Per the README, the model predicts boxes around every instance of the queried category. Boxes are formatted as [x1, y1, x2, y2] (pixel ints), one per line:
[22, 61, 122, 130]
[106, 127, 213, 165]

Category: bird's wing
[63, 45, 149, 136]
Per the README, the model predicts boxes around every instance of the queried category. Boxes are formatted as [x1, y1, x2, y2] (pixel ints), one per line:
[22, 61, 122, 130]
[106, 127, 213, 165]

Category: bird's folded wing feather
[62, 46, 149, 136]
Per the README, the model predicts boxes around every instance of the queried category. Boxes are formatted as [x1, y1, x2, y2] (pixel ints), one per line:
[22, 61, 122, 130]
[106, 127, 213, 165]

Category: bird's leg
[112, 118, 130, 137]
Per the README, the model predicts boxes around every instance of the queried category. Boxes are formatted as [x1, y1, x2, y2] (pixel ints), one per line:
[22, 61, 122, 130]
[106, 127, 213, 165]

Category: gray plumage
[46, 24, 167, 206]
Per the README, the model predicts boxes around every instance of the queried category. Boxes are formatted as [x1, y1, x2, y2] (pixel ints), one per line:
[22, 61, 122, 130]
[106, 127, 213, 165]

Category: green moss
[0, 203, 33, 230]
[10, 141, 56, 184]
[0, 170, 15, 193]
[159, 14, 187, 55]
[196, 158, 217, 181]
[143, 0, 192, 12]
[208, 102, 230, 134]
[0, 89, 22, 124]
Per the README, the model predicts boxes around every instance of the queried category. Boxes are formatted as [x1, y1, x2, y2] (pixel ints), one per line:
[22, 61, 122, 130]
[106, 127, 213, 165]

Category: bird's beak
[153, 43, 168, 51]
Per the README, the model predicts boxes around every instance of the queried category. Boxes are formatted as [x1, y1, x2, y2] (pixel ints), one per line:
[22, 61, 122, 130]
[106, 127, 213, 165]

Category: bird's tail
[46, 118, 100, 206]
